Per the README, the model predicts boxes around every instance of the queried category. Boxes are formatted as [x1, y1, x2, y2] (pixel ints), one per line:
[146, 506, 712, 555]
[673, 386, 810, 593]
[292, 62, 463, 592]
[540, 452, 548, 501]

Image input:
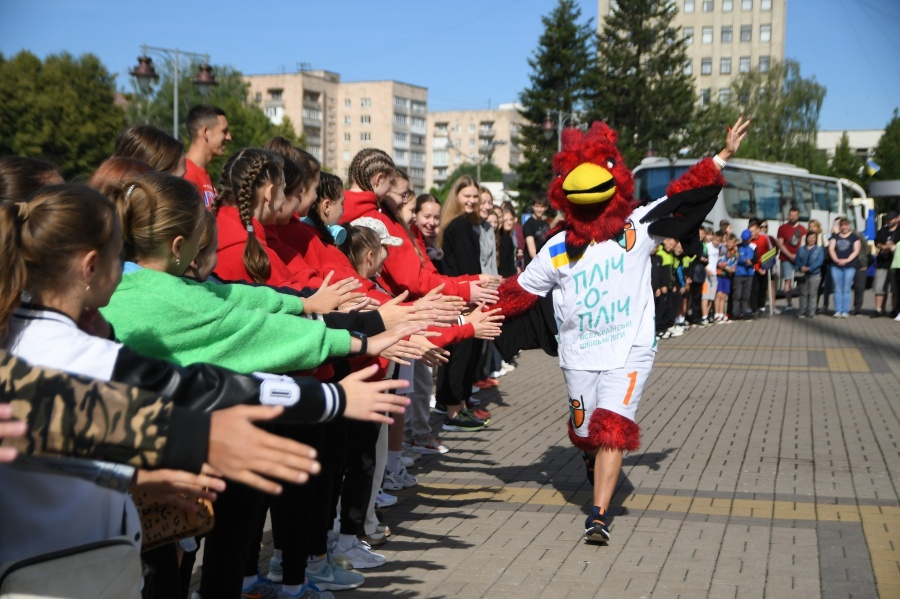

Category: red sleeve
[666, 157, 726, 197]
[424, 322, 475, 348]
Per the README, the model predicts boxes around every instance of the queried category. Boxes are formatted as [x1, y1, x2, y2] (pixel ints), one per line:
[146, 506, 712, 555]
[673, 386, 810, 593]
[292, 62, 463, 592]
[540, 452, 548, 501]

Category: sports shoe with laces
[465, 406, 492, 422]
[443, 410, 486, 432]
[241, 573, 280, 599]
[276, 581, 334, 599]
[383, 465, 418, 490]
[374, 489, 398, 508]
[583, 506, 611, 542]
[306, 557, 364, 591]
[332, 537, 387, 569]
[409, 437, 449, 454]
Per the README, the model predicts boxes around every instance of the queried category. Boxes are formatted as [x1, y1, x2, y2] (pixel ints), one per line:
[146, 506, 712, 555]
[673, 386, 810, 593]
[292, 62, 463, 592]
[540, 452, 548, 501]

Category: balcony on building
[478, 123, 495, 139]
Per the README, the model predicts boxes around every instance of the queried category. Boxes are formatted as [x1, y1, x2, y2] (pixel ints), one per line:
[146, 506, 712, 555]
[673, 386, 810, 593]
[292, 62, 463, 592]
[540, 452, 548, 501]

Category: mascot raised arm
[495, 116, 750, 542]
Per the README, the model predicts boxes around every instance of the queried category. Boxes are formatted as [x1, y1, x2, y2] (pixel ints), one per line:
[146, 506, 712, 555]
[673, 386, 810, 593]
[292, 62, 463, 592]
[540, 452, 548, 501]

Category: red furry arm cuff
[666, 157, 726, 197]
[494, 275, 540, 320]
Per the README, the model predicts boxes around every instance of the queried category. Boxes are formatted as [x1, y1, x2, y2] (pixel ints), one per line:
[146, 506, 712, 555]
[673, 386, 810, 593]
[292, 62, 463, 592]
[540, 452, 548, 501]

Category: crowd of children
[0, 104, 532, 599]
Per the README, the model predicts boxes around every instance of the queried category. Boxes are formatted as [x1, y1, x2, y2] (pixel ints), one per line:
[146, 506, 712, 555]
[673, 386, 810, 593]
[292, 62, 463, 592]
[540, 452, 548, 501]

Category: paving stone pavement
[196, 301, 900, 598]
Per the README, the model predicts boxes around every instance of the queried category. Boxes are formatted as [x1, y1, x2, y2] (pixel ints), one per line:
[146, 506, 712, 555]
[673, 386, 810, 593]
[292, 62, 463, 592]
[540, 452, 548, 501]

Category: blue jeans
[830, 265, 854, 314]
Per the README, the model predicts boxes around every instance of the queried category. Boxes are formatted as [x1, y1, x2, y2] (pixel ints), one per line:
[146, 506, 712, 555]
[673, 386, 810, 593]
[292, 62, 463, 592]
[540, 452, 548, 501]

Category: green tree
[872, 108, 900, 180]
[687, 59, 828, 172]
[432, 162, 504, 202]
[126, 64, 301, 182]
[829, 131, 863, 182]
[514, 0, 594, 203]
[0, 51, 126, 181]
[585, 0, 696, 166]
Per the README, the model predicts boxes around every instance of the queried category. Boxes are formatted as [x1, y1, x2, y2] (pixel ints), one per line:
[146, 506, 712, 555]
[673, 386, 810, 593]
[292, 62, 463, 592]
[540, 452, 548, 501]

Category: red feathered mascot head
[548, 122, 639, 256]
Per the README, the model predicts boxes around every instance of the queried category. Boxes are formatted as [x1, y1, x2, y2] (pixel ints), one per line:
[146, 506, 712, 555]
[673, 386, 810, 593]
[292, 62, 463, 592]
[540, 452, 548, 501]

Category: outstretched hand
[719, 115, 751, 162]
[340, 364, 410, 424]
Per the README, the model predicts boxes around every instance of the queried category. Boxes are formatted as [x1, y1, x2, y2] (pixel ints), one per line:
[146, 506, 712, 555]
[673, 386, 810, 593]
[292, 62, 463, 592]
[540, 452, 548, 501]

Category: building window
[684, 27, 694, 44]
[394, 131, 408, 143]
[742, 0, 752, 9]
[411, 117, 425, 128]
[720, 57, 732, 74]
[702, 26, 713, 44]
[761, 0, 771, 9]
[344, 99, 351, 108]
[394, 113, 408, 125]
[684, 0, 695, 13]
[411, 100, 426, 113]
[740, 24, 751, 42]
[739, 56, 751, 72]
[723, 0, 733, 11]
[269, 90, 282, 100]
[760, 24, 771, 42]
[702, 0, 713, 11]
[721, 25, 733, 42]
[468, 123, 476, 132]
[700, 88, 711, 105]
[344, 116, 351, 125]
[394, 149, 407, 160]
[701, 58, 712, 75]
[360, 115, 371, 124]
[410, 168, 425, 180]
[759, 55, 771, 72]
[411, 151, 425, 162]
[453, 139, 461, 147]
[360, 132, 371, 141]
[411, 135, 425, 146]
[343, 150, 351, 160]
[719, 88, 731, 103]
[393, 96, 408, 109]
[684, 59, 693, 75]
[360, 97, 371, 108]
[343, 133, 351, 142]
[254, 92, 262, 103]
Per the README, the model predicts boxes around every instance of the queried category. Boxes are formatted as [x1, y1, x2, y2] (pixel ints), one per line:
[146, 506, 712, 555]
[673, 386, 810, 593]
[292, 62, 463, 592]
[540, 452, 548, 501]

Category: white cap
[351, 217, 403, 247]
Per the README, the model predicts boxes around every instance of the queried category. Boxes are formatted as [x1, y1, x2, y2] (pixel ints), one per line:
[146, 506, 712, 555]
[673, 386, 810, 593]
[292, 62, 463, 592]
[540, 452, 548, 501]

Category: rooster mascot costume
[495, 117, 750, 542]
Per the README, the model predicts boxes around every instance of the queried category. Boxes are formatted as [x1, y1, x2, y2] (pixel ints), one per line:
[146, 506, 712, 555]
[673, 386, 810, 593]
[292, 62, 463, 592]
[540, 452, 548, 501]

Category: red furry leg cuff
[566, 408, 641, 452]
[495, 275, 540, 320]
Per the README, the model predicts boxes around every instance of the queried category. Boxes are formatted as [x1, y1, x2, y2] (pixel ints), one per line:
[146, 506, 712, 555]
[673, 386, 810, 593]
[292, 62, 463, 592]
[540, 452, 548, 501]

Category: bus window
[633, 166, 689, 204]
[791, 177, 813, 221]
[752, 172, 790, 220]
[722, 167, 754, 218]
[811, 180, 838, 212]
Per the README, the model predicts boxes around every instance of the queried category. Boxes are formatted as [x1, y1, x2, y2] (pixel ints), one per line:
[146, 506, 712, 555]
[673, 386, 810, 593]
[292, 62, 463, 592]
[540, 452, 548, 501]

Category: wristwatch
[349, 331, 368, 357]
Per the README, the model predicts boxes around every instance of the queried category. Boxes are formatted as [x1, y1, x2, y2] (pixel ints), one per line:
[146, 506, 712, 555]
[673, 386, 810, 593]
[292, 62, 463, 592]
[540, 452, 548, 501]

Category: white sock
[242, 575, 258, 589]
[281, 583, 303, 595]
[273, 549, 283, 560]
[307, 554, 326, 572]
[387, 450, 403, 474]
[337, 533, 357, 551]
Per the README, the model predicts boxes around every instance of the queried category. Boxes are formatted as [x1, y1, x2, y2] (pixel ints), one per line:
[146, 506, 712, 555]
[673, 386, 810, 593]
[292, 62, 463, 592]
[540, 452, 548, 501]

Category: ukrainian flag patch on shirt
[549, 242, 572, 269]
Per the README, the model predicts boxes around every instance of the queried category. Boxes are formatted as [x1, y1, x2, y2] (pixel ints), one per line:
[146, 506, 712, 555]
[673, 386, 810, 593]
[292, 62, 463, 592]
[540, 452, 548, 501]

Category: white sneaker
[490, 370, 505, 378]
[383, 466, 418, 490]
[668, 326, 684, 337]
[501, 360, 516, 372]
[332, 537, 387, 569]
[400, 453, 417, 468]
[374, 489, 398, 508]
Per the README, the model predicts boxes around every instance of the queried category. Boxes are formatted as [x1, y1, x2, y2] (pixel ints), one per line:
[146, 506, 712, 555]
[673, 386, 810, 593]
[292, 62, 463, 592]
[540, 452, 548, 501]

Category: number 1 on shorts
[623, 371, 638, 406]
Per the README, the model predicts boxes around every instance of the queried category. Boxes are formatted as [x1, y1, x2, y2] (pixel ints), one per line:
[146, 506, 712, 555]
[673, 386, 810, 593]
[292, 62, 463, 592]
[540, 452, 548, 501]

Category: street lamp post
[541, 110, 578, 153]
[130, 45, 218, 138]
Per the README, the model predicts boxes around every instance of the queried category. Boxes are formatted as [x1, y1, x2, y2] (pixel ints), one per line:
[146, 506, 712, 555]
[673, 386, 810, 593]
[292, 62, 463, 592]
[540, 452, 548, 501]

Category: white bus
[633, 157, 869, 234]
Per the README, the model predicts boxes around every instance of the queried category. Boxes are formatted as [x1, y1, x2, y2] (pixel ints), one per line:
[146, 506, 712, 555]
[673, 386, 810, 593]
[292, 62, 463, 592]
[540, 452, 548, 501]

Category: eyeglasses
[389, 190, 412, 200]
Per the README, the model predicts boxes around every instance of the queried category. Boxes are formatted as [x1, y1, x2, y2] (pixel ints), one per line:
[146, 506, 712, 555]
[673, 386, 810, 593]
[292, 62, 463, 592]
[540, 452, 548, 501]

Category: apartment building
[337, 81, 428, 192]
[245, 69, 341, 170]
[245, 72, 428, 191]
[426, 104, 527, 191]
[598, 0, 786, 105]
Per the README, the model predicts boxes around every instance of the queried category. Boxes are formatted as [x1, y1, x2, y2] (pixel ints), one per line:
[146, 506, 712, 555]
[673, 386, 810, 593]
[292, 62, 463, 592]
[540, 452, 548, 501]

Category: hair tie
[246, 224, 254, 234]
[125, 184, 137, 200]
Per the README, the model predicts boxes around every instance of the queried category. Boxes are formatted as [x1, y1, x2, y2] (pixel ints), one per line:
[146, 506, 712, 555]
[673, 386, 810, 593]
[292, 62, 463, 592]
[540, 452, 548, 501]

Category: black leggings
[436, 337, 480, 408]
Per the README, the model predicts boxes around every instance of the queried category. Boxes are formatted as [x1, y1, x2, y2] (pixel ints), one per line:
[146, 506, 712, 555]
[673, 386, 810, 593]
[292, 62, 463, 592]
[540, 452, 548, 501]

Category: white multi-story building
[598, 0, 786, 105]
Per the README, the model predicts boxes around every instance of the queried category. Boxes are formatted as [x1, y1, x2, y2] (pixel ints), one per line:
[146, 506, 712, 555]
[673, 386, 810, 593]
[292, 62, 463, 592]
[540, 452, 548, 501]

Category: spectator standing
[828, 218, 862, 318]
[873, 211, 899, 317]
[184, 104, 232, 209]
[852, 228, 871, 316]
[522, 197, 551, 267]
[794, 231, 825, 318]
[776, 208, 806, 312]
[734, 230, 757, 319]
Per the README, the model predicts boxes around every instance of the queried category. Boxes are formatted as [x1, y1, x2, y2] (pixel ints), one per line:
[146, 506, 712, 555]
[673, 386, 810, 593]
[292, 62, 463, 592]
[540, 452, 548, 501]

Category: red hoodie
[340, 189, 477, 301]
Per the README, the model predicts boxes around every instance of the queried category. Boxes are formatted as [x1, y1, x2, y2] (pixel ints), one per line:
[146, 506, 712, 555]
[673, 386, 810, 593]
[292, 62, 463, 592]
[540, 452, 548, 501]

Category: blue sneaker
[306, 558, 364, 591]
[241, 573, 280, 599]
[583, 506, 611, 542]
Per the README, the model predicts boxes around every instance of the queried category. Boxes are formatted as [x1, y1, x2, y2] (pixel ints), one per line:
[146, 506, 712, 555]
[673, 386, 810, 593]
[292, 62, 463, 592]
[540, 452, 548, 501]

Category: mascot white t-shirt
[518, 199, 665, 372]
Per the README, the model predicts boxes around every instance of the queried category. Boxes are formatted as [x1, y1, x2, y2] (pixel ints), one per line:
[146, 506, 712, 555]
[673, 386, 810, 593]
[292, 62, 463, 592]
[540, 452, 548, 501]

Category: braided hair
[348, 148, 394, 192]
[215, 148, 284, 283]
[309, 172, 344, 245]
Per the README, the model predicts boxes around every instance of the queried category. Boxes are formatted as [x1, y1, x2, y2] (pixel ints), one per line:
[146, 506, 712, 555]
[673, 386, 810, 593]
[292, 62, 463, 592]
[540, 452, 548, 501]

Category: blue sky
[0, 0, 897, 131]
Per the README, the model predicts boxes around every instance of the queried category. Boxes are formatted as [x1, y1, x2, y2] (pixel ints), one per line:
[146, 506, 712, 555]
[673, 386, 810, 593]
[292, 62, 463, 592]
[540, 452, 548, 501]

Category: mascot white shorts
[562, 344, 656, 438]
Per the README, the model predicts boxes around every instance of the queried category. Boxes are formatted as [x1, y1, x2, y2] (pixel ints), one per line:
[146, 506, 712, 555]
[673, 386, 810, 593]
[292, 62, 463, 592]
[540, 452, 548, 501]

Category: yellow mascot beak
[562, 163, 617, 205]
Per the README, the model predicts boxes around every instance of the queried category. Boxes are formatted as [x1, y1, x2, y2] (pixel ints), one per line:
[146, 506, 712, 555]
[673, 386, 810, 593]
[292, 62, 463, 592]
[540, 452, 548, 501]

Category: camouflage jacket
[0, 350, 207, 472]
